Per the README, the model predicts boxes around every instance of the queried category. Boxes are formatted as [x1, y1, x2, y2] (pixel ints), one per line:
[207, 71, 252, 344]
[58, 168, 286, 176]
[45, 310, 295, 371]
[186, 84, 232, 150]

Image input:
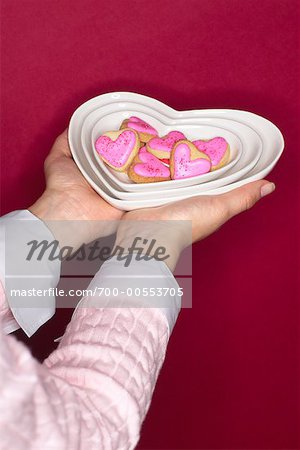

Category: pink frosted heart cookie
[120, 116, 158, 143]
[192, 137, 230, 171]
[95, 128, 140, 171]
[128, 146, 170, 183]
[147, 130, 186, 159]
[170, 140, 211, 180]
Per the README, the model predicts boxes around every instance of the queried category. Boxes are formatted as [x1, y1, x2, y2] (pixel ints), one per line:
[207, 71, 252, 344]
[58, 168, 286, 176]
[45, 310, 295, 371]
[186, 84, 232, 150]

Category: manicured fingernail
[261, 183, 276, 198]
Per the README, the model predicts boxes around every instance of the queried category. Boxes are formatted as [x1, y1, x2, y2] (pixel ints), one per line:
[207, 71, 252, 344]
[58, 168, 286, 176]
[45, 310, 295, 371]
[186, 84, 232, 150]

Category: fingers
[47, 129, 71, 159]
[218, 180, 275, 219]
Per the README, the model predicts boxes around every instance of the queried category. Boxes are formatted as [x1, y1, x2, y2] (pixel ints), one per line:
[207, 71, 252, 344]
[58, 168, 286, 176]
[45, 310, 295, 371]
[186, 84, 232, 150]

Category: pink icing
[148, 131, 185, 154]
[173, 143, 211, 179]
[134, 147, 170, 178]
[95, 130, 136, 168]
[138, 146, 147, 154]
[192, 137, 228, 166]
[127, 116, 157, 136]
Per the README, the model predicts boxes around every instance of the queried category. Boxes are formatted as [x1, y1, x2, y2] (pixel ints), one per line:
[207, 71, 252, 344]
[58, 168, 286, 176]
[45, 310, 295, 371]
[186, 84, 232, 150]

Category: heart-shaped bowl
[90, 114, 242, 190]
[80, 103, 262, 199]
[86, 117, 262, 200]
[68, 92, 284, 209]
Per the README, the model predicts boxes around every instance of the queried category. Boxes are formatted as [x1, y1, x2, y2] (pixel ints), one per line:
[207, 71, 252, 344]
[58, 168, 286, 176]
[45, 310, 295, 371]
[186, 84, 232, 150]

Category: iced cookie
[120, 116, 158, 143]
[147, 130, 186, 159]
[128, 146, 171, 183]
[95, 128, 140, 171]
[192, 137, 230, 171]
[170, 140, 211, 180]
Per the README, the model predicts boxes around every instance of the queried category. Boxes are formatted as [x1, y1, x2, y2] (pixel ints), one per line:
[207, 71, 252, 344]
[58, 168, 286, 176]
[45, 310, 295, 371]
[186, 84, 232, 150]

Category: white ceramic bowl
[79, 100, 246, 192]
[68, 92, 284, 210]
[90, 115, 242, 189]
[86, 118, 262, 200]
[79, 101, 262, 200]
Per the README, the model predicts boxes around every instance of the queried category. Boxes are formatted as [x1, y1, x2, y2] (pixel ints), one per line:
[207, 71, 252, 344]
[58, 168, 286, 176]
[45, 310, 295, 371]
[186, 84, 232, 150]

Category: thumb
[47, 129, 71, 160]
[219, 180, 275, 219]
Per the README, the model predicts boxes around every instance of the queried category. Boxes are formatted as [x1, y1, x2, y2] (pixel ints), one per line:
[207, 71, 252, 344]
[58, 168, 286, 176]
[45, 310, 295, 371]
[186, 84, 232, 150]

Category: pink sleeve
[0, 302, 170, 449]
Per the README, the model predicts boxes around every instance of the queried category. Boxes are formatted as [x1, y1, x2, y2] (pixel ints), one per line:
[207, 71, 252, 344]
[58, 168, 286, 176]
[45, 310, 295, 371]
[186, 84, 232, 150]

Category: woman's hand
[115, 180, 275, 270]
[30, 129, 123, 222]
[29, 130, 123, 248]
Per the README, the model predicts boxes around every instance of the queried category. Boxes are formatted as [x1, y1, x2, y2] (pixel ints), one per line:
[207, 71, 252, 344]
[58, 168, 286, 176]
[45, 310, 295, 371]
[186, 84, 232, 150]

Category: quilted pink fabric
[0, 281, 170, 449]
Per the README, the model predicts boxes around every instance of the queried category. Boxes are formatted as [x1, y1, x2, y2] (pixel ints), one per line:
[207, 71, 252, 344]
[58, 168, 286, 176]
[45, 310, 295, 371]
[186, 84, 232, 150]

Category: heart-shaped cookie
[147, 130, 186, 158]
[170, 140, 211, 180]
[95, 128, 139, 171]
[192, 137, 230, 171]
[128, 146, 170, 183]
[121, 116, 158, 143]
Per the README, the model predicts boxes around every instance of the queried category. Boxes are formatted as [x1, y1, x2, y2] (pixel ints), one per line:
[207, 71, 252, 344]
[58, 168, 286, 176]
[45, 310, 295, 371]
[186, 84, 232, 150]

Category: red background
[1, 0, 299, 448]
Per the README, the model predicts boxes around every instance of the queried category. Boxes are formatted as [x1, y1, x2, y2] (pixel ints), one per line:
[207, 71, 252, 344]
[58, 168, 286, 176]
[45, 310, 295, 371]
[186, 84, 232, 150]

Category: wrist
[114, 218, 185, 272]
[29, 190, 95, 250]
[29, 189, 84, 222]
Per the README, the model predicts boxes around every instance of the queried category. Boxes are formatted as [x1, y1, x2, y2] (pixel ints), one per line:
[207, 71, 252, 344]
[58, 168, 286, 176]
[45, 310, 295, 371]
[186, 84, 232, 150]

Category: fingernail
[261, 182, 276, 198]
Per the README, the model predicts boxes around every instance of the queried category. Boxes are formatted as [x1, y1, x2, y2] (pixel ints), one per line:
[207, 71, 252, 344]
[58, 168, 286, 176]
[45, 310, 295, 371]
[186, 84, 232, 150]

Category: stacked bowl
[68, 92, 284, 210]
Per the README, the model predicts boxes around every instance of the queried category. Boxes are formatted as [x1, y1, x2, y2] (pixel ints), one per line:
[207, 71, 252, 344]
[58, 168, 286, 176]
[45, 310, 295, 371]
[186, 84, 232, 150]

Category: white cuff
[77, 256, 181, 334]
[0, 210, 61, 336]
